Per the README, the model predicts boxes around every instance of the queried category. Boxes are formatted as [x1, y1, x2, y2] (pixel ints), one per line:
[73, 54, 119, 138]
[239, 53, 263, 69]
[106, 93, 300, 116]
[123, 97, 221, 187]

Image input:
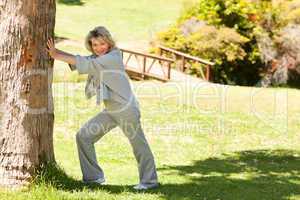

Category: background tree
[0, 0, 56, 188]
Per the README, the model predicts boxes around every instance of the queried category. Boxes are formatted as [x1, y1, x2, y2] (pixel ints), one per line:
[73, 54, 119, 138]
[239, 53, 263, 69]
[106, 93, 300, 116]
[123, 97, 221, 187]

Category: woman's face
[90, 37, 110, 56]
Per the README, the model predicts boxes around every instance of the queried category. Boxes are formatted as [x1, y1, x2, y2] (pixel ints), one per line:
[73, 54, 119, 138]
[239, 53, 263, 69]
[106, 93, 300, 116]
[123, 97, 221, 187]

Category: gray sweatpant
[76, 100, 158, 185]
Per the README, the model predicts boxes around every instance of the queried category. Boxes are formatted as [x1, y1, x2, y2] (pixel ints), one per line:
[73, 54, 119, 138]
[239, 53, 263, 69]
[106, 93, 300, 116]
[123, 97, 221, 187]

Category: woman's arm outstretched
[46, 38, 76, 65]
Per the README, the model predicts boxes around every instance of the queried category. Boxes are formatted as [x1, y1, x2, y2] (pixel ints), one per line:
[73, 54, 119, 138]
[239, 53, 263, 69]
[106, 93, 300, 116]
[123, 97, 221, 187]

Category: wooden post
[142, 56, 146, 79]
[167, 62, 171, 79]
[181, 56, 186, 72]
[206, 65, 210, 81]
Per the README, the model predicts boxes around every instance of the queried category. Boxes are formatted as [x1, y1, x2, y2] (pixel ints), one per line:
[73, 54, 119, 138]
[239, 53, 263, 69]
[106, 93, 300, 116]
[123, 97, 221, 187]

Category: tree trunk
[0, 0, 56, 188]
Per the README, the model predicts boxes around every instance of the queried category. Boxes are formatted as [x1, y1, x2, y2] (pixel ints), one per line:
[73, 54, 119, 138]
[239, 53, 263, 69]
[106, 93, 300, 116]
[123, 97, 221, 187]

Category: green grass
[55, 0, 186, 42]
[1, 81, 299, 199]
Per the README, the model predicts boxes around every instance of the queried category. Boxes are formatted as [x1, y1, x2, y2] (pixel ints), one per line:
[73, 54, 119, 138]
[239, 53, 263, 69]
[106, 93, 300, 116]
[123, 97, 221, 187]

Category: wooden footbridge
[120, 45, 214, 82]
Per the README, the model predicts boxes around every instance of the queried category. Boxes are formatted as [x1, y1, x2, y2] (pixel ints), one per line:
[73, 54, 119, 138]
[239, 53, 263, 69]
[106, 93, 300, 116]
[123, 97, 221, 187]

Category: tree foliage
[156, 0, 300, 86]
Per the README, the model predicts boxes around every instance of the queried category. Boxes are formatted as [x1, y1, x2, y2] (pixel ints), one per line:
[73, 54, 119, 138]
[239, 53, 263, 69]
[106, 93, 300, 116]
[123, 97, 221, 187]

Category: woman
[46, 26, 158, 190]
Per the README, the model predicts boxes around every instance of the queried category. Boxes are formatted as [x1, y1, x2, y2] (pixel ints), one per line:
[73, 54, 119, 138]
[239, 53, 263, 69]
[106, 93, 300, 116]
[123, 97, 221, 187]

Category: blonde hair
[85, 26, 116, 54]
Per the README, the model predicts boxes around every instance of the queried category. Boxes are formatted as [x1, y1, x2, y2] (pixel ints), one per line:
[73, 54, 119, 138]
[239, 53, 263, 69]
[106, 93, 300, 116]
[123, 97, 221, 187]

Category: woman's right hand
[46, 38, 58, 59]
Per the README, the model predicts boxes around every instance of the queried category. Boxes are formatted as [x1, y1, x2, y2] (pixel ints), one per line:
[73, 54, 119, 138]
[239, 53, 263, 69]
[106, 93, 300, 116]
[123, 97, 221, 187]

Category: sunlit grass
[1, 80, 299, 199]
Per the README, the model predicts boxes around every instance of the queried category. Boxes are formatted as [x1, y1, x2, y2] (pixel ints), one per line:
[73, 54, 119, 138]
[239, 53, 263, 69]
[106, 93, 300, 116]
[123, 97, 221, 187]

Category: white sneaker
[133, 183, 159, 190]
[83, 177, 106, 185]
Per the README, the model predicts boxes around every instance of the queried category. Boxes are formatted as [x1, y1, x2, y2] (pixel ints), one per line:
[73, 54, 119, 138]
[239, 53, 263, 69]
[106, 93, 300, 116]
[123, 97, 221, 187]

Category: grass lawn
[55, 0, 186, 42]
[1, 80, 299, 200]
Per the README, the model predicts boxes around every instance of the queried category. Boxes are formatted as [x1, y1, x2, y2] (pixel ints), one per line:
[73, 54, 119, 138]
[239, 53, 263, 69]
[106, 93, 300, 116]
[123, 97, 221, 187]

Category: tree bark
[0, 0, 56, 188]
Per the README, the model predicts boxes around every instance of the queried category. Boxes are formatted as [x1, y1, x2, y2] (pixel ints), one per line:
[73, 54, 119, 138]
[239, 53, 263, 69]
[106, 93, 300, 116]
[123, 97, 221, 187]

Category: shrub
[156, 0, 265, 85]
[155, 0, 300, 86]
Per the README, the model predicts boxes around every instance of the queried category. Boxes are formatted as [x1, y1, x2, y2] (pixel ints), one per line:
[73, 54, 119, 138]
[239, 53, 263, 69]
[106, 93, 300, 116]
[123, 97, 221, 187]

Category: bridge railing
[157, 45, 215, 81]
[120, 48, 174, 81]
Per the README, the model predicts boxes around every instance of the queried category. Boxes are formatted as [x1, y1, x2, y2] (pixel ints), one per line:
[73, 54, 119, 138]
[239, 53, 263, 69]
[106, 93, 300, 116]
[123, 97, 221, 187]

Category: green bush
[155, 0, 295, 85]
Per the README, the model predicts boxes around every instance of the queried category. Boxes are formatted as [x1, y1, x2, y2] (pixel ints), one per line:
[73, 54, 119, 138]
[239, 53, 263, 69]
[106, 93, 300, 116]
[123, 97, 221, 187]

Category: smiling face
[90, 37, 110, 56]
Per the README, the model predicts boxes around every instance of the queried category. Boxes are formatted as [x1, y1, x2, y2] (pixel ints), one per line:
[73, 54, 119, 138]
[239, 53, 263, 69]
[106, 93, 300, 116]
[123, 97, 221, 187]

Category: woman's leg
[76, 109, 117, 181]
[109, 106, 158, 186]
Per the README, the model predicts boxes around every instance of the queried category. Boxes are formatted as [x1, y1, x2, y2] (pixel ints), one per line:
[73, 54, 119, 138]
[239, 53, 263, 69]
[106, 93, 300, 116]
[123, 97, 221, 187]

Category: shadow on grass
[156, 149, 300, 200]
[33, 163, 132, 193]
[57, 0, 84, 6]
[35, 149, 300, 200]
